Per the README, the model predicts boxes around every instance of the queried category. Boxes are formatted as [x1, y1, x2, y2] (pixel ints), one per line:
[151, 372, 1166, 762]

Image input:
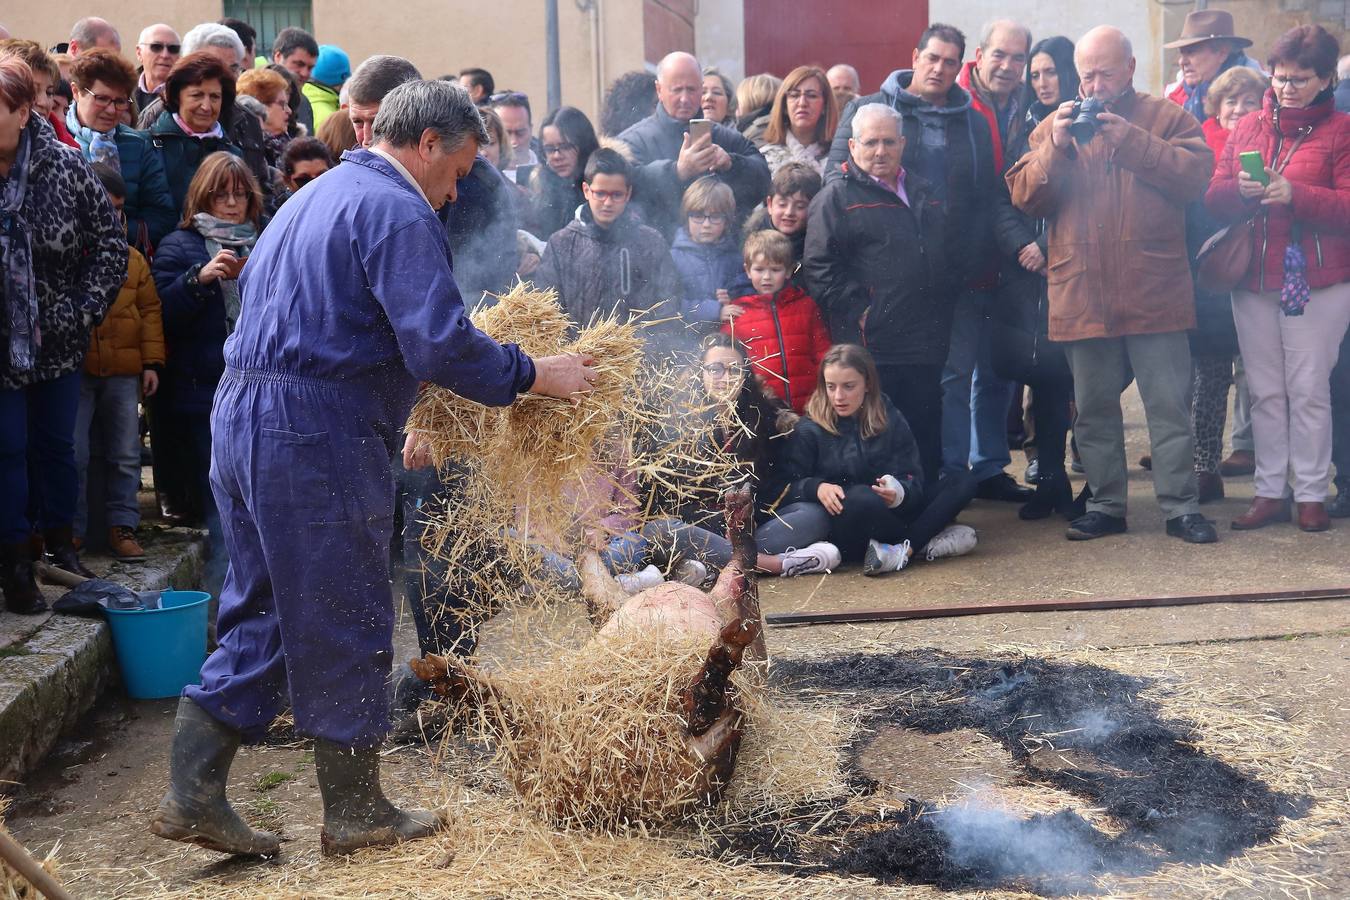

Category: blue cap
[311, 44, 351, 87]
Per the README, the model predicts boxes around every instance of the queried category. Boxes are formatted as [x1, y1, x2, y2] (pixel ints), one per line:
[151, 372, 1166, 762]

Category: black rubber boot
[150, 697, 281, 856]
[1, 543, 47, 615]
[43, 526, 95, 579]
[315, 738, 441, 856]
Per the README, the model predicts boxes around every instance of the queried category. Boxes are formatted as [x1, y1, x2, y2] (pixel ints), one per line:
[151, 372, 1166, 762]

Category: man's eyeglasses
[689, 213, 727, 225]
[1271, 74, 1315, 90]
[786, 89, 823, 103]
[139, 42, 182, 54]
[542, 142, 576, 156]
[703, 362, 743, 377]
[80, 87, 131, 110]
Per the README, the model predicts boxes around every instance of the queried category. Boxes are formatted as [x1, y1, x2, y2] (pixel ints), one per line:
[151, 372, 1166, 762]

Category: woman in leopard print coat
[1, 59, 127, 614]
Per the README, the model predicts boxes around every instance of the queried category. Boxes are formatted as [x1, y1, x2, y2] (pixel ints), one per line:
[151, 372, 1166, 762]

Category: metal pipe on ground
[764, 586, 1350, 628]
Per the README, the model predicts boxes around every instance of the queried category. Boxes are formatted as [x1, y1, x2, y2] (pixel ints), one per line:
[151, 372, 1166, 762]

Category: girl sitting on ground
[783, 344, 979, 575]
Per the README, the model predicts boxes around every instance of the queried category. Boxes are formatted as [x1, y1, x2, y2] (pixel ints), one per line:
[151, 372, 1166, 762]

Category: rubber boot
[150, 697, 281, 856]
[1, 542, 47, 615]
[315, 738, 441, 856]
[43, 525, 95, 579]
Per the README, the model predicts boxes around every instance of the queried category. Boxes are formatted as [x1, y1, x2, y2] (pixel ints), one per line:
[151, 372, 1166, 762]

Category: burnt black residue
[711, 651, 1313, 895]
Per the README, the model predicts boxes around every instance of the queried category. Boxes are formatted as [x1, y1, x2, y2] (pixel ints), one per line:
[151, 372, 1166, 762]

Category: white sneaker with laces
[672, 559, 709, 587]
[616, 564, 664, 595]
[863, 539, 912, 576]
[779, 542, 841, 577]
[921, 524, 978, 561]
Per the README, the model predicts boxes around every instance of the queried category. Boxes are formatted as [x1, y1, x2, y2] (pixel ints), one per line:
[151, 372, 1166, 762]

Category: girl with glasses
[670, 176, 751, 332]
[524, 105, 599, 241]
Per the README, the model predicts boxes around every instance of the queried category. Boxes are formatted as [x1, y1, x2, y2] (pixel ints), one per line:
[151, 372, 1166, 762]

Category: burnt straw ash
[731, 651, 1314, 894]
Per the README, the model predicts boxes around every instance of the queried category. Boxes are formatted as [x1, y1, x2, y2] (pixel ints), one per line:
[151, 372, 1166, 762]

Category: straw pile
[404, 283, 747, 625]
[0, 799, 61, 900]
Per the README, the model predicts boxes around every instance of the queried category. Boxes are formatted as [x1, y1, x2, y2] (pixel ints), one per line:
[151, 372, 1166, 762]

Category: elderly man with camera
[1006, 26, 1218, 544]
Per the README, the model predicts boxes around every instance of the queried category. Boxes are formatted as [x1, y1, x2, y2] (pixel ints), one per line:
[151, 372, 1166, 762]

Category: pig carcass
[409, 490, 766, 824]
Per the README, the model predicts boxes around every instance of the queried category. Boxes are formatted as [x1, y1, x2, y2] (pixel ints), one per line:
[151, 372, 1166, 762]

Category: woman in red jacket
[723, 230, 831, 413]
[1206, 25, 1350, 532]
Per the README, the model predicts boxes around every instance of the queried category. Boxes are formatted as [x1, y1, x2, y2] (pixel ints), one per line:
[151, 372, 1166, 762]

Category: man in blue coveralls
[149, 79, 595, 858]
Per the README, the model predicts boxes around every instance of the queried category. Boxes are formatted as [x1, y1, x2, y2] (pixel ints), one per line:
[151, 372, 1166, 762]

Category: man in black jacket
[805, 103, 954, 483]
[618, 51, 771, 238]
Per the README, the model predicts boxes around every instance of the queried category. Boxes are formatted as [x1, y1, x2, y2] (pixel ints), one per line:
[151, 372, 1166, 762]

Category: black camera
[1069, 96, 1107, 143]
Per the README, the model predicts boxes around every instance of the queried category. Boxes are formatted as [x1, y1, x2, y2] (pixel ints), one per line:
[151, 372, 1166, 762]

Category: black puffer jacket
[533, 206, 681, 338]
[439, 157, 520, 303]
[827, 70, 997, 286]
[524, 164, 585, 241]
[783, 395, 924, 512]
[617, 104, 771, 238]
[990, 107, 1070, 385]
[802, 161, 954, 365]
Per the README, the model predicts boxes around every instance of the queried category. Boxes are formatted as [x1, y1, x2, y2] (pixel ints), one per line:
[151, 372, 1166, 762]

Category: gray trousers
[1064, 331, 1199, 520]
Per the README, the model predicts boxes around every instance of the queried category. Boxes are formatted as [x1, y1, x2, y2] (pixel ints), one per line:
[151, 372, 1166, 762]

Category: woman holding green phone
[1206, 24, 1350, 533]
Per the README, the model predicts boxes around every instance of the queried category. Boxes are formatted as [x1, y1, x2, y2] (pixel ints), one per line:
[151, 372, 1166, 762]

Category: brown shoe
[1296, 502, 1330, 532]
[1197, 471, 1225, 504]
[108, 527, 147, 562]
[1219, 450, 1256, 477]
[1231, 497, 1291, 530]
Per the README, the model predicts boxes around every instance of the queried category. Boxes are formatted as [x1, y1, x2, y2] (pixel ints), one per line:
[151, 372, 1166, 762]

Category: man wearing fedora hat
[1166, 10, 1264, 122]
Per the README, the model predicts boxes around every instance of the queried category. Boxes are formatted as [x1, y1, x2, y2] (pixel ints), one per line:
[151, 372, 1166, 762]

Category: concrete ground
[4, 386, 1349, 898]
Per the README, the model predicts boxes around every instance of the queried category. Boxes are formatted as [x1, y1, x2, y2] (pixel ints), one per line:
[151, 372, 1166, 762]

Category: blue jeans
[0, 371, 82, 544]
[75, 374, 143, 535]
[941, 290, 1016, 482]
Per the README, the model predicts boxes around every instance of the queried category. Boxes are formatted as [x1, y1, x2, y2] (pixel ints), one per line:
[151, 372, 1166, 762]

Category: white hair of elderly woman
[182, 22, 245, 61]
[370, 78, 490, 151]
[852, 102, 904, 133]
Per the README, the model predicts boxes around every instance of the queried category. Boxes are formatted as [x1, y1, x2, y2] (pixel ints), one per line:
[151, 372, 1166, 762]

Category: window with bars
[223, 0, 314, 58]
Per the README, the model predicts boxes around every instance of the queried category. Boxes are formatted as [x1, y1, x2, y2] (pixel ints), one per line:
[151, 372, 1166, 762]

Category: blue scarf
[1, 122, 37, 374]
[66, 104, 121, 173]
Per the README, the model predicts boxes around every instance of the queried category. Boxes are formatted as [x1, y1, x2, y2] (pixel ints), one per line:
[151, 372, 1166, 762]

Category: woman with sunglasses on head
[524, 104, 599, 240]
[1206, 24, 1350, 533]
[150, 153, 263, 531]
[67, 48, 176, 251]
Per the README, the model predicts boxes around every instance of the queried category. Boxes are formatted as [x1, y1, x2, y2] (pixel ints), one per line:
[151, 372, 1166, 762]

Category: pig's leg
[682, 617, 759, 736]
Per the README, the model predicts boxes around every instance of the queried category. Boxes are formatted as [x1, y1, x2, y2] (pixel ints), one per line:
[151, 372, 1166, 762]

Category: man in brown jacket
[1007, 26, 1218, 544]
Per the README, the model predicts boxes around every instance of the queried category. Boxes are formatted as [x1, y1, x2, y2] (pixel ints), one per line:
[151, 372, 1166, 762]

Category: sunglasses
[140, 42, 182, 54]
[291, 174, 318, 188]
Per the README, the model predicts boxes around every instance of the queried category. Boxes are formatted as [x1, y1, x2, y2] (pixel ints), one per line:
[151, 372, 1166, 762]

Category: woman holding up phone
[1206, 25, 1350, 532]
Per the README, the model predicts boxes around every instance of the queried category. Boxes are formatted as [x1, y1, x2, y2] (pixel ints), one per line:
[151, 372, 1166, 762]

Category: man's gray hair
[371, 79, 489, 151]
[182, 23, 245, 61]
[348, 55, 422, 106]
[853, 102, 904, 133]
[70, 17, 119, 48]
[980, 19, 1033, 54]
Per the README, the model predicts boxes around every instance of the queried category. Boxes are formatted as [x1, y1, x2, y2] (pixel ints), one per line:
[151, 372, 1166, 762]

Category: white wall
[932, 0, 1166, 95]
[696, 1, 746, 82]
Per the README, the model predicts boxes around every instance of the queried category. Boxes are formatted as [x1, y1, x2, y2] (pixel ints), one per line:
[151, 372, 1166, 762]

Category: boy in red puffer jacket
[724, 231, 831, 413]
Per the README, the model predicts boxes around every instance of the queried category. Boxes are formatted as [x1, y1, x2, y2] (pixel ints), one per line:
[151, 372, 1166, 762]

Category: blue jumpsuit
[185, 150, 535, 748]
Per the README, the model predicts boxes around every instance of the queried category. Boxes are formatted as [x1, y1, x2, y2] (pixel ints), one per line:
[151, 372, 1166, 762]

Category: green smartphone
[1240, 150, 1269, 186]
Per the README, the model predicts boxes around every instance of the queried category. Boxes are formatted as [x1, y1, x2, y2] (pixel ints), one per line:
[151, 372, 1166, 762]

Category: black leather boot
[315, 738, 441, 856]
[1018, 470, 1073, 521]
[150, 697, 281, 856]
[1, 542, 47, 615]
[43, 525, 95, 579]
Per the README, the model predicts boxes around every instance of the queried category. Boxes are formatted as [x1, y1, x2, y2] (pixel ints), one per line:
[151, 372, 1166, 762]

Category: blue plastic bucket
[105, 590, 211, 700]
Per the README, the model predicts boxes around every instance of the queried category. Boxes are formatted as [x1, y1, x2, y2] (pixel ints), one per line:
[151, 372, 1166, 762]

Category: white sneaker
[779, 542, 841, 577]
[672, 559, 709, 587]
[863, 539, 912, 576]
[616, 564, 664, 595]
[921, 524, 978, 561]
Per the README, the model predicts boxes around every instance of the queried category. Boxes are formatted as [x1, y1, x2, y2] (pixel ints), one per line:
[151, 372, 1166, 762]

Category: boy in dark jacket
[724, 231, 831, 414]
[741, 162, 821, 289]
[671, 176, 751, 331]
[534, 148, 681, 338]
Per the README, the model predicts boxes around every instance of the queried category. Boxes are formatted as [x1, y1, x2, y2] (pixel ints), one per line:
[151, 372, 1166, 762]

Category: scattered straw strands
[0, 799, 62, 900]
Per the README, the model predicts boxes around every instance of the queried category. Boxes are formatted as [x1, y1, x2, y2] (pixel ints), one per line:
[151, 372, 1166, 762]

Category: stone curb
[0, 530, 206, 787]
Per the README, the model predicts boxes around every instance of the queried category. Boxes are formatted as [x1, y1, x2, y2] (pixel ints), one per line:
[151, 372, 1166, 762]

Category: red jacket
[49, 111, 78, 149]
[1201, 116, 1229, 160]
[1206, 92, 1350, 293]
[723, 285, 831, 414]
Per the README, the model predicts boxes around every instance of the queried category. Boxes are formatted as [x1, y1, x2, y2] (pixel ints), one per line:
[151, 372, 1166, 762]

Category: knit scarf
[191, 213, 257, 335]
[66, 104, 121, 172]
[1, 124, 38, 374]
